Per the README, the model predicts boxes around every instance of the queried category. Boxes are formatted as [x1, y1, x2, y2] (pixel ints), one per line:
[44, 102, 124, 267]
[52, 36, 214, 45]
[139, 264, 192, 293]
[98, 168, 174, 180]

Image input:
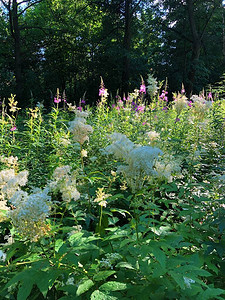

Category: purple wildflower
[81, 99, 86, 104]
[77, 106, 82, 112]
[208, 92, 212, 99]
[10, 126, 17, 131]
[140, 84, 146, 94]
[175, 117, 180, 122]
[54, 97, 61, 103]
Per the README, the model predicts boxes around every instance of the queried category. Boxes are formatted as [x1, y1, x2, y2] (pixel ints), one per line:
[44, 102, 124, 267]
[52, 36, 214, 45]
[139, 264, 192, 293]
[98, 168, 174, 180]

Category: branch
[18, 0, 42, 16]
[199, 2, 219, 41]
[0, 0, 9, 9]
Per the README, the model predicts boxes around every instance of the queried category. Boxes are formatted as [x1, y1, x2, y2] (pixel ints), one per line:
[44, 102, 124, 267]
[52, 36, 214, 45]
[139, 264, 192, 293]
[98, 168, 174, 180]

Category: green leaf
[169, 271, 185, 290]
[197, 288, 225, 300]
[17, 281, 33, 300]
[91, 290, 117, 300]
[76, 279, 94, 296]
[99, 281, 127, 292]
[151, 248, 166, 269]
[54, 239, 64, 252]
[93, 270, 116, 281]
[116, 262, 135, 270]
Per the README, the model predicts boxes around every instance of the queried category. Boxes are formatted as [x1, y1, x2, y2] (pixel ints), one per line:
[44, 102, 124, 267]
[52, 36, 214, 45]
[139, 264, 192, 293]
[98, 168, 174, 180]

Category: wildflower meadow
[0, 77, 225, 300]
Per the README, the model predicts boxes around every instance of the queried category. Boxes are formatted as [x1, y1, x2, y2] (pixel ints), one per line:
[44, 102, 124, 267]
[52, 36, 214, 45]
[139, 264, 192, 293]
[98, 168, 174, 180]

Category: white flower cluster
[172, 93, 188, 115]
[146, 131, 160, 143]
[8, 188, 51, 241]
[191, 95, 212, 118]
[105, 133, 163, 192]
[147, 73, 159, 98]
[0, 155, 18, 167]
[105, 133, 136, 161]
[50, 166, 80, 202]
[68, 111, 93, 145]
[0, 169, 28, 201]
[154, 154, 182, 182]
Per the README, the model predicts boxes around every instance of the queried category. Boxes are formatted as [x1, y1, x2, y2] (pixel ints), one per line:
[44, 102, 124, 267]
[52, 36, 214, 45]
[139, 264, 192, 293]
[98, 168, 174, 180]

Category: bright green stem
[99, 206, 103, 234]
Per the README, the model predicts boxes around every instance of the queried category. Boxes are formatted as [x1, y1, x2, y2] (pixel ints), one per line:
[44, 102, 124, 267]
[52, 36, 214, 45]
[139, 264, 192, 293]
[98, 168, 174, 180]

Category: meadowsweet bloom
[147, 73, 159, 98]
[146, 131, 160, 142]
[50, 166, 80, 202]
[154, 155, 181, 182]
[0, 156, 18, 167]
[8, 188, 51, 241]
[105, 133, 163, 192]
[94, 187, 111, 207]
[69, 113, 93, 145]
[1, 170, 29, 200]
[191, 95, 212, 119]
[105, 133, 136, 161]
[172, 92, 188, 115]
[127, 146, 163, 176]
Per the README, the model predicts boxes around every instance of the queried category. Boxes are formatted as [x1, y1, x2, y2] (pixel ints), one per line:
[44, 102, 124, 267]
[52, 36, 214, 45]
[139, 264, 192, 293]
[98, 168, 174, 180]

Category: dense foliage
[0, 80, 225, 299]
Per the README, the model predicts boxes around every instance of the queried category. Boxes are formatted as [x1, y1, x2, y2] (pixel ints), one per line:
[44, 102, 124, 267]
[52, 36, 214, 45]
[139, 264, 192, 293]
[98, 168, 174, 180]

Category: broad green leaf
[54, 239, 64, 252]
[151, 248, 166, 269]
[76, 279, 94, 296]
[93, 270, 116, 281]
[116, 262, 135, 270]
[169, 271, 185, 290]
[91, 290, 117, 300]
[17, 281, 33, 300]
[99, 281, 127, 292]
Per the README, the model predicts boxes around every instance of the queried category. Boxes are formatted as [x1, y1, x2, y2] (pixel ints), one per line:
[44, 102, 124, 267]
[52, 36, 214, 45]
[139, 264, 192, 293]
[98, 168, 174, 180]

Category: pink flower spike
[10, 126, 17, 131]
[77, 106, 82, 111]
[54, 97, 61, 103]
[140, 84, 146, 94]
[208, 92, 212, 99]
[99, 88, 105, 96]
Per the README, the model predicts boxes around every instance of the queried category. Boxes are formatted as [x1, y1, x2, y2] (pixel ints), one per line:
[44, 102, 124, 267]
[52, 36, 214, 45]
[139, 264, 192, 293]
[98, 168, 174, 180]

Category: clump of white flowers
[68, 110, 93, 145]
[0, 155, 18, 168]
[50, 165, 80, 202]
[105, 133, 163, 192]
[8, 188, 51, 241]
[191, 94, 212, 119]
[147, 73, 159, 98]
[0, 168, 28, 202]
[105, 133, 136, 161]
[146, 131, 160, 144]
[172, 92, 188, 115]
[154, 154, 182, 182]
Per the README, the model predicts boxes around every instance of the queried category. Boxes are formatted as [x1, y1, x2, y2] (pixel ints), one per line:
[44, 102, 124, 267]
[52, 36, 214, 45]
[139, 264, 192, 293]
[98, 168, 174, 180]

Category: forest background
[0, 0, 225, 106]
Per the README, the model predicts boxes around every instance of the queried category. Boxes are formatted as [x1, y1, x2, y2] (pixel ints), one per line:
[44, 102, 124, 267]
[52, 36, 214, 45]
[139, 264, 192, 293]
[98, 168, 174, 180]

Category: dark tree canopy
[0, 0, 224, 106]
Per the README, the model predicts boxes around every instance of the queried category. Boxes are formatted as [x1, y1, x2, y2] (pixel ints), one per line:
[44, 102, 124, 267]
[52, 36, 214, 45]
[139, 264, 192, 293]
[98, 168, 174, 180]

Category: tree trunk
[186, 0, 201, 98]
[12, 0, 23, 103]
[121, 0, 132, 96]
